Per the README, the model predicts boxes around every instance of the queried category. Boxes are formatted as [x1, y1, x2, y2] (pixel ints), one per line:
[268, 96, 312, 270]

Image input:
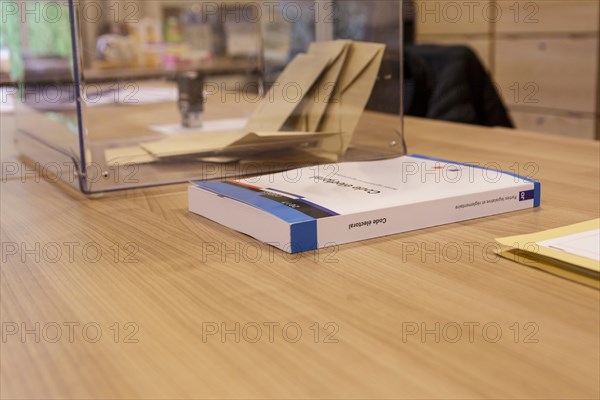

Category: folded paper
[245, 53, 331, 132]
[289, 40, 351, 132]
[317, 41, 386, 153]
[140, 130, 340, 159]
[102, 40, 386, 166]
[496, 219, 600, 289]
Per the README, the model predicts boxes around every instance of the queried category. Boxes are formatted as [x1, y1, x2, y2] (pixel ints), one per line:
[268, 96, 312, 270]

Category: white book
[189, 155, 541, 253]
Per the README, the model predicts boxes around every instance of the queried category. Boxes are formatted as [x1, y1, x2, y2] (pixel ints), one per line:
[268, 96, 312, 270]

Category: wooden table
[1, 116, 599, 399]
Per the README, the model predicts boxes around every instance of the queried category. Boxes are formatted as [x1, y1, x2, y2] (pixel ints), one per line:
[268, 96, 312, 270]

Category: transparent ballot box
[11, 0, 404, 193]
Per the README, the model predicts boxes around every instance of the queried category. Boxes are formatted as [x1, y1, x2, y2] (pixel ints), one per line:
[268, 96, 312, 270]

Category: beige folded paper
[495, 219, 600, 289]
[318, 41, 386, 153]
[289, 40, 351, 132]
[245, 53, 331, 132]
[140, 130, 340, 159]
[105, 146, 157, 167]
[103, 40, 385, 165]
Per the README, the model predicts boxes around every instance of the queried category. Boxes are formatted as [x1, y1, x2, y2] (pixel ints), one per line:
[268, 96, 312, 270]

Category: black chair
[404, 44, 514, 128]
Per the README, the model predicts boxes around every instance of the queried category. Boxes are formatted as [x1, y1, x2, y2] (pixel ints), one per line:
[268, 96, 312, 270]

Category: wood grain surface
[1, 116, 599, 399]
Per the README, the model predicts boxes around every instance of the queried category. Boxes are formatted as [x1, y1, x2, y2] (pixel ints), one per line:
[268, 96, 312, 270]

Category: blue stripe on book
[194, 181, 314, 224]
[533, 181, 541, 208]
[193, 181, 318, 252]
[290, 222, 318, 254]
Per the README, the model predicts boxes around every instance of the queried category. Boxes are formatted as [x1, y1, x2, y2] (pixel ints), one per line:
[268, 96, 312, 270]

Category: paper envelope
[496, 247, 599, 289]
[289, 40, 351, 132]
[105, 146, 157, 167]
[495, 219, 600, 289]
[244, 53, 331, 132]
[318, 41, 386, 153]
[140, 130, 340, 159]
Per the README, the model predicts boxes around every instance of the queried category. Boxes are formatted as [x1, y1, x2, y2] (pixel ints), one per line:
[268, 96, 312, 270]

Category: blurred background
[1, 0, 598, 140]
[411, 0, 600, 140]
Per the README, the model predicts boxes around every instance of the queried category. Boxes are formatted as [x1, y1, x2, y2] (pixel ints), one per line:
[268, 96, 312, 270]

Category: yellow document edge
[495, 247, 600, 289]
[496, 219, 600, 273]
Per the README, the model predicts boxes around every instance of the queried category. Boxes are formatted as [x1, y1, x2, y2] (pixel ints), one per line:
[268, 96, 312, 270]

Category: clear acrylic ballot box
[9, 0, 404, 193]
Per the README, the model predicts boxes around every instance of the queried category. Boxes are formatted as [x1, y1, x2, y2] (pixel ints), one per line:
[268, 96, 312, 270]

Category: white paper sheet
[538, 229, 600, 262]
[150, 118, 248, 136]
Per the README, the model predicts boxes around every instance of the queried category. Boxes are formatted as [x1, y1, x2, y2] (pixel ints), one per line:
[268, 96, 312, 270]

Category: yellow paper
[496, 219, 600, 288]
[496, 248, 600, 289]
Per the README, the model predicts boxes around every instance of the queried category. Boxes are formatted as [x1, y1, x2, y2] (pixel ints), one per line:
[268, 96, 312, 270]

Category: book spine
[189, 186, 294, 251]
[312, 183, 539, 249]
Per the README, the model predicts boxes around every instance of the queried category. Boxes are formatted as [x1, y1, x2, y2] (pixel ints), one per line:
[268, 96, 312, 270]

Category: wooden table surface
[1, 116, 599, 399]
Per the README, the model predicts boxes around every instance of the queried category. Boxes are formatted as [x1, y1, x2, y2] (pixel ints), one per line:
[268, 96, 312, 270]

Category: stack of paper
[104, 40, 386, 166]
[496, 219, 600, 289]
